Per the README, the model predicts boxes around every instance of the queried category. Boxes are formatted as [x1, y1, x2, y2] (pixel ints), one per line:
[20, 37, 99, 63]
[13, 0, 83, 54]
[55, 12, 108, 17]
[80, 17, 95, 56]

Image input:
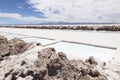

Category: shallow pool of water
[47, 42, 115, 62]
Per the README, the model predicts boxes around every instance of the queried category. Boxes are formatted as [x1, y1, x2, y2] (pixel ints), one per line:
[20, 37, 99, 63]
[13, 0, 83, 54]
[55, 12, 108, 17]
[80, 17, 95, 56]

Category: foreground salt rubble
[0, 35, 120, 80]
[0, 35, 31, 60]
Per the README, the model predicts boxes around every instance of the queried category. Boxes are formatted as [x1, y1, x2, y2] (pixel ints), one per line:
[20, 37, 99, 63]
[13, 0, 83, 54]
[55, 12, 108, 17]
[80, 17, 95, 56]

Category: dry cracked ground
[0, 35, 119, 80]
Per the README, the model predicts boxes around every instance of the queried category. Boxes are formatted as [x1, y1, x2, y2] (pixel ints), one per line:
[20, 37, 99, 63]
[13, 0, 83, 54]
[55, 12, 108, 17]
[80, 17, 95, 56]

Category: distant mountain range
[0, 22, 119, 25]
[35, 22, 119, 25]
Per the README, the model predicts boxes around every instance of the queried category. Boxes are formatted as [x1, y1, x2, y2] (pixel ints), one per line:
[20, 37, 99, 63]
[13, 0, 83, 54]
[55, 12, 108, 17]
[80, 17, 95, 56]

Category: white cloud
[18, 6, 23, 9]
[0, 0, 120, 23]
[0, 12, 44, 22]
[27, 0, 120, 23]
[0, 13, 21, 19]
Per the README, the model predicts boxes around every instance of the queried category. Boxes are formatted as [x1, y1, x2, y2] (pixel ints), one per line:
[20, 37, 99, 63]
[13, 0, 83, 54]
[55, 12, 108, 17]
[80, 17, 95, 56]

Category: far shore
[0, 24, 120, 31]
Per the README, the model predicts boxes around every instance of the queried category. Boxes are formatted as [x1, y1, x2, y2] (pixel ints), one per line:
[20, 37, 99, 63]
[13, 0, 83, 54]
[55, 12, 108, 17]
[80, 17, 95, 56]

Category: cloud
[27, 0, 120, 23]
[0, 13, 21, 19]
[0, 0, 120, 23]
[17, 3, 25, 9]
[18, 6, 23, 9]
[0, 12, 44, 22]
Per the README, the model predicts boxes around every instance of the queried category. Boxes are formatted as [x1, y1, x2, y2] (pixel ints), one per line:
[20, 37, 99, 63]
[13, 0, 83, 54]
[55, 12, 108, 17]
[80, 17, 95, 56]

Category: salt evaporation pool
[0, 32, 116, 63]
[3, 34, 28, 40]
[46, 42, 116, 63]
[22, 37, 53, 45]
[0, 33, 53, 45]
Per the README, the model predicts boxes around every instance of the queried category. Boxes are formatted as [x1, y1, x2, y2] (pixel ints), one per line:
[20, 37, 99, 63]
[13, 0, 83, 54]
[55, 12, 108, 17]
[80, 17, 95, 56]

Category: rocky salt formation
[0, 35, 31, 61]
[34, 48, 107, 80]
[0, 47, 107, 80]
[0, 35, 7, 45]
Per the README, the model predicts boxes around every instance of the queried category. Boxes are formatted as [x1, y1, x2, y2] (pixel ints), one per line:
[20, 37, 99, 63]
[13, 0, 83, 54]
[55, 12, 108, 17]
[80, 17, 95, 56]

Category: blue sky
[0, 0, 47, 24]
[0, 0, 120, 24]
[0, 0, 46, 17]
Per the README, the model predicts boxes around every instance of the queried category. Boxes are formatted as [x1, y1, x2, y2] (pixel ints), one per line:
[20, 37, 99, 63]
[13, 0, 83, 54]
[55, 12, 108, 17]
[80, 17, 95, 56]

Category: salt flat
[0, 28, 120, 61]
[0, 27, 120, 49]
[0, 27, 120, 79]
[0, 27, 119, 48]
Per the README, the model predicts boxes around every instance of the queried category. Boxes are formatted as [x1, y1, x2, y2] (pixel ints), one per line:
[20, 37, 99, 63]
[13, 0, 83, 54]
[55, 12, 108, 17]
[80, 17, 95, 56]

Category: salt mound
[1, 47, 107, 80]
[0, 35, 7, 45]
[0, 36, 31, 61]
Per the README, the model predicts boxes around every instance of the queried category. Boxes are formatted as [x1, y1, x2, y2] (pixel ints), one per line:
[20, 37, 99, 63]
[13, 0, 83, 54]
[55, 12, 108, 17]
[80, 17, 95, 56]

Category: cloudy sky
[0, 0, 120, 24]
